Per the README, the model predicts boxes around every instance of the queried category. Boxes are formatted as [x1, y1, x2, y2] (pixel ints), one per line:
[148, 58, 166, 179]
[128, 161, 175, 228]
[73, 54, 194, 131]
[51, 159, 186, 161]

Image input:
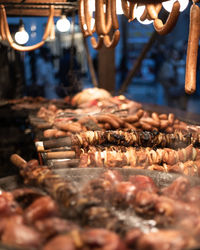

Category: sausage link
[124, 115, 139, 123]
[165, 126, 174, 134]
[90, 35, 104, 50]
[0, 8, 6, 40]
[137, 109, 144, 119]
[121, 0, 130, 18]
[160, 120, 169, 129]
[79, 0, 91, 37]
[84, 0, 94, 35]
[153, 1, 180, 35]
[128, 2, 135, 22]
[43, 129, 58, 138]
[168, 113, 175, 126]
[146, 4, 160, 19]
[159, 114, 168, 120]
[95, 0, 112, 35]
[107, 114, 124, 126]
[140, 121, 152, 131]
[152, 112, 160, 122]
[140, 7, 148, 22]
[185, 3, 200, 94]
[103, 29, 120, 48]
[111, 0, 119, 29]
[124, 122, 136, 130]
[104, 123, 111, 130]
[96, 115, 120, 129]
[140, 117, 160, 128]
[55, 122, 82, 133]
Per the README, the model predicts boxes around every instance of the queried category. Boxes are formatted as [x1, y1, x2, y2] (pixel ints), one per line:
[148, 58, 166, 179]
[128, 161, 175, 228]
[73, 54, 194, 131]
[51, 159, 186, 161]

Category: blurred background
[0, 1, 199, 113]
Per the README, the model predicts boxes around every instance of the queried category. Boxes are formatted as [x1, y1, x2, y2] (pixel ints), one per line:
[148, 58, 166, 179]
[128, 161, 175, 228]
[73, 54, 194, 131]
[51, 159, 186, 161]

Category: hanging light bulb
[89, 0, 95, 12]
[134, 4, 153, 25]
[14, 19, 29, 45]
[116, 0, 123, 15]
[83, 17, 95, 31]
[162, 0, 189, 12]
[56, 15, 70, 32]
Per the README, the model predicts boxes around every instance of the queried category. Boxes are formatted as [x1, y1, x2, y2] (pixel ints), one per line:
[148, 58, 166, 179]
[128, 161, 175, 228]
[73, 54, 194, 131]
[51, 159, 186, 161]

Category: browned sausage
[103, 29, 120, 48]
[96, 115, 120, 129]
[140, 7, 148, 22]
[140, 117, 160, 128]
[165, 126, 174, 133]
[104, 122, 111, 130]
[95, 0, 112, 35]
[90, 35, 104, 50]
[124, 114, 139, 123]
[137, 109, 144, 119]
[160, 120, 169, 129]
[121, 0, 130, 19]
[79, 0, 91, 37]
[140, 121, 152, 131]
[0, 8, 6, 40]
[128, 2, 135, 22]
[147, 3, 162, 20]
[43, 129, 58, 138]
[159, 114, 168, 120]
[185, 3, 200, 94]
[153, 1, 180, 35]
[84, 0, 94, 36]
[55, 122, 82, 133]
[168, 113, 175, 126]
[152, 112, 160, 122]
[111, 0, 119, 29]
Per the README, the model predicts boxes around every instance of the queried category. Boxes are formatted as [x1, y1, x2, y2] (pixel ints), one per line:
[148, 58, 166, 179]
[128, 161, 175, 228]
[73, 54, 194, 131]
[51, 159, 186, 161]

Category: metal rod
[0, 2, 77, 6]
[119, 31, 158, 94]
[5, 6, 77, 10]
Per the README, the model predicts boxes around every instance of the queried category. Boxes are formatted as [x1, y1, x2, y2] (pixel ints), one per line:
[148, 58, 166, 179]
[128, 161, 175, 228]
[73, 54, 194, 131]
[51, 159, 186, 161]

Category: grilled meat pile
[4, 157, 200, 250]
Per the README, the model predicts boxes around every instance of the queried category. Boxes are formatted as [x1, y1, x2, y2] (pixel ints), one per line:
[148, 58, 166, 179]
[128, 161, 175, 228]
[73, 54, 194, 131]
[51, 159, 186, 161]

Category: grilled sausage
[185, 3, 200, 94]
[153, 1, 180, 35]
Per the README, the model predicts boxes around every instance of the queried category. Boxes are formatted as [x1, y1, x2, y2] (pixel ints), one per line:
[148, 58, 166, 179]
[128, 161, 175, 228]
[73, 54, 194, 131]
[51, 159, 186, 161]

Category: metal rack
[0, 1, 78, 16]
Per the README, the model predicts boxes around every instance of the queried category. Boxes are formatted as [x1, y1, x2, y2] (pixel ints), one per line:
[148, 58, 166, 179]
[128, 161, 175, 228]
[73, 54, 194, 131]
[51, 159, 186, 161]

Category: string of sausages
[0, 4, 54, 52]
[78, 0, 181, 50]
[79, 0, 120, 50]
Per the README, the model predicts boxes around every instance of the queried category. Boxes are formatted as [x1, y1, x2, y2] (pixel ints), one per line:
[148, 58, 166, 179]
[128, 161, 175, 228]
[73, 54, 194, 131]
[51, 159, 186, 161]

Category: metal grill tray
[0, 169, 200, 250]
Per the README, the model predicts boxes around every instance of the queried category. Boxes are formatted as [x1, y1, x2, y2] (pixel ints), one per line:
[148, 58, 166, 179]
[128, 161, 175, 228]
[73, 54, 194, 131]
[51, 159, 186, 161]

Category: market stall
[0, 0, 200, 249]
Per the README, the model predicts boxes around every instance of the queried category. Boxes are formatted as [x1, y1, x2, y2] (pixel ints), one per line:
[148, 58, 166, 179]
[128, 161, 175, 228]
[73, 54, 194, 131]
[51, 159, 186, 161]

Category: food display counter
[1, 0, 200, 249]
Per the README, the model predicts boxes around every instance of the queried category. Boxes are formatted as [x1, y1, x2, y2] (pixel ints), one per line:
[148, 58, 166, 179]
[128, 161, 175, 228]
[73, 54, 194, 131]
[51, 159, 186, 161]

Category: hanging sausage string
[78, 0, 189, 50]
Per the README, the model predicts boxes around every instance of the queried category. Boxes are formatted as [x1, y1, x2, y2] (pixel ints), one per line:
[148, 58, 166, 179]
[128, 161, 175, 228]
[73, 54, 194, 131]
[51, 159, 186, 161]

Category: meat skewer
[43, 130, 198, 149]
[10, 154, 77, 206]
[78, 144, 200, 169]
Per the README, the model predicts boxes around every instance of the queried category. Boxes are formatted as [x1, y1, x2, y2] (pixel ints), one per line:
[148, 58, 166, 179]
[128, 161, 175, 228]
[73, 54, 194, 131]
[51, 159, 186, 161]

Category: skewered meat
[0, 191, 22, 217]
[34, 217, 79, 239]
[129, 175, 158, 193]
[136, 230, 194, 250]
[12, 188, 44, 208]
[43, 234, 76, 250]
[44, 130, 196, 150]
[18, 160, 77, 206]
[25, 196, 59, 223]
[161, 176, 190, 200]
[81, 228, 126, 250]
[1, 215, 43, 249]
[79, 144, 200, 169]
